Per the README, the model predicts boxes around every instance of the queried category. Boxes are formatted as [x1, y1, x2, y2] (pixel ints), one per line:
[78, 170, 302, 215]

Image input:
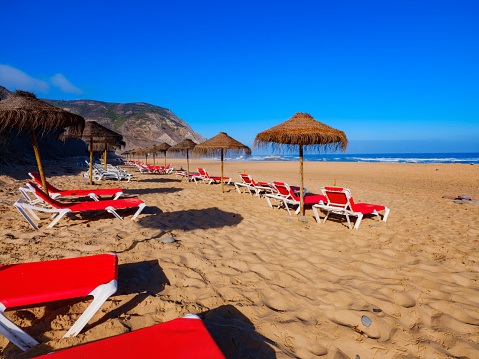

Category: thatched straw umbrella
[168, 139, 196, 177]
[0, 91, 85, 195]
[254, 113, 347, 215]
[121, 150, 131, 161]
[91, 139, 125, 169]
[194, 132, 251, 193]
[61, 121, 123, 185]
[149, 142, 171, 167]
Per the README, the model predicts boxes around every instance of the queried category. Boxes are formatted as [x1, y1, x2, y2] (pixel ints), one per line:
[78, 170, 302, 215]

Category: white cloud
[0, 64, 49, 93]
[0, 64, 84, 96]
[50, 73, 83, 95]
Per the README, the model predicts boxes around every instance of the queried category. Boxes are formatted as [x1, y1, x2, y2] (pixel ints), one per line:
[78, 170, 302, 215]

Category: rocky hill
[42, 99, 205, 150]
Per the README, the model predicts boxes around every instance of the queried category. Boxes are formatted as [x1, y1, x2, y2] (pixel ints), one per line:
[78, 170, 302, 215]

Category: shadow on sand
[201, 305, 277, 359]
[137, 207, 243, 231]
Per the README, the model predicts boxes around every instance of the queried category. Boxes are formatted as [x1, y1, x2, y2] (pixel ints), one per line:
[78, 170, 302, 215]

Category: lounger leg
[64, 279, 118, 338]
[113, 192, 123, 200]
[13, 203, 39, 230]
[345, 214, 353, 229]
[283, 200, 292, 216]
[26, 207, 40, 221]
[0, 305, 40, 351]
[131, 203, 146, 220]
[265, 196, 274, 208]
[353, 213, 363, 229]
[89, 193, 100, 201]
[106, 206, 123, 221]
[312, 206, 322, 224]
[47, 209, 70, 228]
[383, 207, 390, 222]
[323, 211, 331, 223]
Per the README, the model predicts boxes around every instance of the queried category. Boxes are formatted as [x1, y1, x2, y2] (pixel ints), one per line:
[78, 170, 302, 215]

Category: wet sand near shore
[0, 159, 478, 358]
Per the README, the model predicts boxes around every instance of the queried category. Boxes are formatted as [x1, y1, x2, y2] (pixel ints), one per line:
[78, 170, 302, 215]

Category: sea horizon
[215, 152, 479, 164]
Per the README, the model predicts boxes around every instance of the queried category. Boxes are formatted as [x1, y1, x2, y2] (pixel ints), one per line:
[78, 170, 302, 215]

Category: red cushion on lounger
[67, 198, 144, 212]
[351, 202, 386, 214]
[38, 317, 225, 359]
[0, 254, 117, 308]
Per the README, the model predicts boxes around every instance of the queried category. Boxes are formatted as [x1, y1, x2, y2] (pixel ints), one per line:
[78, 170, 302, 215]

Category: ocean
[226, 153, 479, 164]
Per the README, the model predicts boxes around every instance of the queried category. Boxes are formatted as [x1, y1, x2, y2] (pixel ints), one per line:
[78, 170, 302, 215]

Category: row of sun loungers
[83, 161, 133, 182]
[0, 253, 224, 357]
[14, 174, 146, 230]
[234, 174, 390, 229]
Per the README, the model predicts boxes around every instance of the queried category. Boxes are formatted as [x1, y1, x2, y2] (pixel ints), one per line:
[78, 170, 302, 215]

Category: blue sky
[1, 0, 478, 153]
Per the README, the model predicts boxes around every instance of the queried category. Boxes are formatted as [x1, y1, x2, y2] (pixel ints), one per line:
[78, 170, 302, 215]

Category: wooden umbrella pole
[104, 148, 107, 170]
[146, 154, 148, 166]
[153, 153, 156, 166]
[29, 129, 49, 196]
[186, 150, 190, 178]
[89, 137, 93, 185]
[164, 152, 167, 168]
[299, 145, 304, 216]
[221, 148, 224, 193]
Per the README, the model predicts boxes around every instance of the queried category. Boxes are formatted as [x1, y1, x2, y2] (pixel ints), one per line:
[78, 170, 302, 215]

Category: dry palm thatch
[254, 113, 347, 216]
[0, 91, 85, 134]
[61, 121, 124, 184]
[168, 139, 197, 152]
[88, 140, 125, 153]
[193, 132, 251, 157]
[0, 91, 85, 196]
[254, 112, 347, 151]
[168, 139, 197, 176]
[147, 143, 171, 166]
[194, 132, 251, 193]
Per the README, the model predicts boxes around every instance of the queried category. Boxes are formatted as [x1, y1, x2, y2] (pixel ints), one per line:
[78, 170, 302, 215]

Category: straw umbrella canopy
[61, 121, 123, 185]
[90, 139, 125, 168]
[149, 142, 171, 167]
[194, 132, 251, 193]
[0, 90, 85, 195]
[254, 113, 347, 216]
[168, 139, 197, 177]
[135, 147, 152, 165]
[121, 150, 130, 161]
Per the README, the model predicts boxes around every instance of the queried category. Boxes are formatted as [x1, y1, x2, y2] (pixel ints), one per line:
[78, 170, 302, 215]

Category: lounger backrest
[322, 187, 353, 210]
[26, 182, 64, 209]
[240, 174, 253, 184]
[29, 172, 61, 193]
[198, 168, 210, 178]
[272, 182, 292, 198]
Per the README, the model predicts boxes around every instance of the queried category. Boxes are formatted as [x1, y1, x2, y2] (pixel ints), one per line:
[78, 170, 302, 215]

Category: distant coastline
[201, 152, 479, 164]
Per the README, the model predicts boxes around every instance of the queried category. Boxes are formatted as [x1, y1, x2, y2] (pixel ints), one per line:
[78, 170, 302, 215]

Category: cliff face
[43, 99, 206, 149]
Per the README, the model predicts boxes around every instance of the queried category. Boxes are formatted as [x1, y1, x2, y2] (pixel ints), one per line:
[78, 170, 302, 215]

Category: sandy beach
[0, 158, 478, 358]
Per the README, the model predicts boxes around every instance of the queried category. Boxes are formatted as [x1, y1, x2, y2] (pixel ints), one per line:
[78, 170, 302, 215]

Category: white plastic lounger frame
[0, 279, 116, 351]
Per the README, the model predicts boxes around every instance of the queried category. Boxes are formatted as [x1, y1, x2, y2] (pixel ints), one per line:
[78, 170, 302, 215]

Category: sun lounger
[265, 182, 326, 216]
[85, 162, 133, 182]
[175, 170, 201, 183]
[28, 172, 123, 200]
[35, 314, 225, 358]
[197, 168, 232, 185]
[234, 174, 275, 197]
[0, 254, 118, 351]
[312, 187, 390, 229]
[14, 182, 146, 229]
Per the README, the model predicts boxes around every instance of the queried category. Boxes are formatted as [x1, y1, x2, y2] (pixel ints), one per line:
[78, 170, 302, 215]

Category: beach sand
[0, 158, 478, 358]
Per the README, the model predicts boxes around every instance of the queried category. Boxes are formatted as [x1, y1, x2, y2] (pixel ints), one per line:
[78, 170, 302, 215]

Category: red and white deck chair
[175, 170, 202, 183]
[265, 182, 326, 216]
[234, 174, 275, 197]
[0, 254, 118, 351]
[29, 172, 123, 201]
[197, 168, 232, 185]
[14, 182, 146, 229]
[36, 314, 225, 358]
[312, 187, 390, 229]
